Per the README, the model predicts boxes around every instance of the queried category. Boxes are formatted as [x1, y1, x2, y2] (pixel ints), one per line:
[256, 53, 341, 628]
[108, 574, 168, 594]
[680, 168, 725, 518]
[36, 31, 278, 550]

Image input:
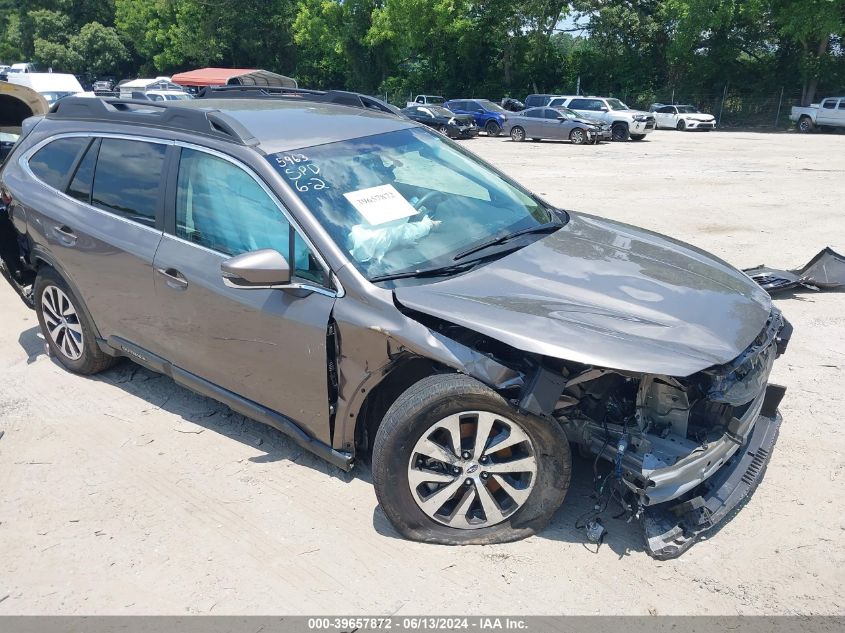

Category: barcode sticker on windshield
[344, 184, 418, 226]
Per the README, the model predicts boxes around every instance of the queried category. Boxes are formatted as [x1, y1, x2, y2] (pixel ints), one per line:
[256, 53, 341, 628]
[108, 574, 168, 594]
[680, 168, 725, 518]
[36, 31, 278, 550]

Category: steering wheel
[413, 190, 444, 214]
[413, 190, 443, 210]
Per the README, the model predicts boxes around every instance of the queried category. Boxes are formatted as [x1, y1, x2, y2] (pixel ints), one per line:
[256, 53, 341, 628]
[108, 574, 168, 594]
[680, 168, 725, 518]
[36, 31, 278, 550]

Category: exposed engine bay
[405, 305, 791, 557]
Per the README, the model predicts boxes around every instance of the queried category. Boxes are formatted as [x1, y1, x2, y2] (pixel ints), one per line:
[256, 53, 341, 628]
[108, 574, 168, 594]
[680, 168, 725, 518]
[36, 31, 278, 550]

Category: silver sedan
[504, 107, 609, 144]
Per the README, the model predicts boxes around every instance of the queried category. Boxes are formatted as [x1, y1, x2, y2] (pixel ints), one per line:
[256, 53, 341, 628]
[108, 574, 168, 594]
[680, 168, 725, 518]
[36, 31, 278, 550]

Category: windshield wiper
[369, 261, 480, 283]
[453, 220, 562, 261]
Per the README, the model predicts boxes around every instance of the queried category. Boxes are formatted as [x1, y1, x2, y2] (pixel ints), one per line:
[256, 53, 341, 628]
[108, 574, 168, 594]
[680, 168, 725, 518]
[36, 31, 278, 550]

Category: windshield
[606, 98, 629, 111]
[476, 99, 508, 113]
[425, 97, 445, 105]
[268, 128, 554, 281]
[556, 107, 581, 119]
[677, 105, 698, 113]
[164, 93, 192, 100]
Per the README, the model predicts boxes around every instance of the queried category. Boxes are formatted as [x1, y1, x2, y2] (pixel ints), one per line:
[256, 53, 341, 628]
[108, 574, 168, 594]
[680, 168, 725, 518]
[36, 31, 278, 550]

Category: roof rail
[46, 97, 258, 145]
[195, 85, 400, 115]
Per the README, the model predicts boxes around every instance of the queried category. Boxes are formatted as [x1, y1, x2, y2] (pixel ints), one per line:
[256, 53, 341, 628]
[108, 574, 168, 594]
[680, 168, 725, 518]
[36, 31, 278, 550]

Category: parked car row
[405, 93, 720, 143]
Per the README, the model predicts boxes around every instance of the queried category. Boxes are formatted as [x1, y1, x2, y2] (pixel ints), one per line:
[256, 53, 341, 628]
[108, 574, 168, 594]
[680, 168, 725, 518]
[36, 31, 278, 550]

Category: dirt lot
[0, 130, 843, 615]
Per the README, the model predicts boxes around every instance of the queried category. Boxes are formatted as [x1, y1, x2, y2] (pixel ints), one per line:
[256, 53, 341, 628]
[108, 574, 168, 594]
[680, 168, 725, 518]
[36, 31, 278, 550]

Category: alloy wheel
[407, 410, 537, 529]
[41, 285, 84, 360]
[570, 128, 586, 144]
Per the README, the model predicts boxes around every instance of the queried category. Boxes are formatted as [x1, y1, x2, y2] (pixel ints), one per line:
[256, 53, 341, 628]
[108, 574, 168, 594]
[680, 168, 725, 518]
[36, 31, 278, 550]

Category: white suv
[549, 96, 656, 141]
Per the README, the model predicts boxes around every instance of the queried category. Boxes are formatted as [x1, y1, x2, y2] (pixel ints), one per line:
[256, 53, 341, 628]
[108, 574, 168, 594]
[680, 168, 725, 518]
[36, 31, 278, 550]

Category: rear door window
[91, 138, 166, 227]
[28, 137, 88, 190]
[568, 98, 603, 111]
[67, 138, 100, 203]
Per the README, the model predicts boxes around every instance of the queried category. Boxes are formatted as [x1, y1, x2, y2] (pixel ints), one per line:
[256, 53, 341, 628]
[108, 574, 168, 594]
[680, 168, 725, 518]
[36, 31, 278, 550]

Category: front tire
[676, 120, 687, 131]
[630, 133, 646, 141]
[569, 127, 587, 145]
[510, 126, 526, 142]
[34, 267, 116, 375]
[372, 373, 571, 544]
[485, 121, 502, 137]
[611, 122, 629, 141]
[798, 116, 814, 133]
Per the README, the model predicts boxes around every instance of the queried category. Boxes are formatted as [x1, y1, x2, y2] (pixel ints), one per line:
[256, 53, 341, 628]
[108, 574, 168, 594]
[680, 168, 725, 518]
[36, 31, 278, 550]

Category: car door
[542, 108, 569, 139]
[816, 98, 838, 125]
[833, 99, 845, 126]
[655, 106, 676, 128]
[22, 134, 167, 353]
[567, 98, 607, 123]
[518, 108, 543, 137]
[151, 145, 336, 444]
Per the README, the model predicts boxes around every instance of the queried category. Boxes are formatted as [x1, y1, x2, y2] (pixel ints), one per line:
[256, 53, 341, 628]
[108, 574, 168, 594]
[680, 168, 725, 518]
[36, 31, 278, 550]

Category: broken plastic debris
[743, 247, 845, 294]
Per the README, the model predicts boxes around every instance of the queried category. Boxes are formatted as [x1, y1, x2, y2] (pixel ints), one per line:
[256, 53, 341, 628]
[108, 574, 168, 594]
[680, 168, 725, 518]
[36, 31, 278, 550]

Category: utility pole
[774, 86, 784, 128]
[576, 76, 580, 96]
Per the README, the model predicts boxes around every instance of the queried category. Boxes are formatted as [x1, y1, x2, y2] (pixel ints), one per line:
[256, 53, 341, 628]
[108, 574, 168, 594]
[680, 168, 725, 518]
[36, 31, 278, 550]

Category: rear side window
[524, 109, 542, 118]
[67, 138, 100, 203]
[28, 137, 87, 190]
[568, 98, 603, 111]
[92, 139, 166, 227]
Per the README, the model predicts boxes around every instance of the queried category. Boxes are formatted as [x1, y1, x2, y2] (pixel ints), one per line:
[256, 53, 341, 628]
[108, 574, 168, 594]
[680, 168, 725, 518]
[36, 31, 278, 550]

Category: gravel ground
[0, 129, 843, 615]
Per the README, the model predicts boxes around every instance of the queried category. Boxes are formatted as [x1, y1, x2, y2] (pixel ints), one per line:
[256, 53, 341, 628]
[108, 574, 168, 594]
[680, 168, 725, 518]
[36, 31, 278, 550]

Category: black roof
[46, 96, 415, 152]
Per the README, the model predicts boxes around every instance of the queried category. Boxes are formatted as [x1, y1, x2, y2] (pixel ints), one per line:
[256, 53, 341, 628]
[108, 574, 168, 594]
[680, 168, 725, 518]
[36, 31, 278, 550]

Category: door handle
[52, 225, 78, 245]
[156, 267, 189, 290]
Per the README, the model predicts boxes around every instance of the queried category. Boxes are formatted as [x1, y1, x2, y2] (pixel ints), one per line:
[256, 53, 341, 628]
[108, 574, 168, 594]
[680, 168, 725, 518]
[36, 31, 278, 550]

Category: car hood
[616, 109, 651, 116]
[575, 117, 604, 126]
[394, 213, 772, 377]
[682, 113, 715, 120]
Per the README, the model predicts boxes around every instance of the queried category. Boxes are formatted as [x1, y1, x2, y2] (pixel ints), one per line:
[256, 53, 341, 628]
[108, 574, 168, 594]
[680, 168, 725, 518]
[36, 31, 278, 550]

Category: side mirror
[221, 249, 291, 289]
[599, 107, 608, 112]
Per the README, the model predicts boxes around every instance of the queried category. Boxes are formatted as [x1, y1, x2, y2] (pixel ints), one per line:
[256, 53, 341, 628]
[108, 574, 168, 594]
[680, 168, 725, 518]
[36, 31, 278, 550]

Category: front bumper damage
[643, 387, 784, 559]
[552, 308, 791, 558]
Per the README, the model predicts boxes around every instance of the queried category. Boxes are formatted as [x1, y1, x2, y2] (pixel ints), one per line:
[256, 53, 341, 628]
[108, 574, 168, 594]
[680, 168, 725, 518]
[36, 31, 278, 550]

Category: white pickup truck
[790, 97, 845, 132]
[406, 95, 446, 108]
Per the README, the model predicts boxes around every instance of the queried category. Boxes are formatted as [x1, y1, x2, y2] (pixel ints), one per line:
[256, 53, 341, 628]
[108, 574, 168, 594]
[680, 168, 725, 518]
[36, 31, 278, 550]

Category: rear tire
[485, 121, 502, 137]
[34, 267, 116, 375]
[372, 373, 571, 544]
[510, 126, 526, 142]
[611, 122, 629, 141]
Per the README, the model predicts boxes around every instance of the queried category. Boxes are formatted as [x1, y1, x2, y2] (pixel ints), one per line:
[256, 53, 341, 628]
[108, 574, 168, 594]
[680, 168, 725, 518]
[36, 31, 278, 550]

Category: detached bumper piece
[643, 384, 785, 560]
[744, 246, 845, 294]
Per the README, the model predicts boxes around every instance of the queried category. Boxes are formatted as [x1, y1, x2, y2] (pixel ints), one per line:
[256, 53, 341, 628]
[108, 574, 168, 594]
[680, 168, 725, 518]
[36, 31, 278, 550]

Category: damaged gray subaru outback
[0, 95, 791, 558]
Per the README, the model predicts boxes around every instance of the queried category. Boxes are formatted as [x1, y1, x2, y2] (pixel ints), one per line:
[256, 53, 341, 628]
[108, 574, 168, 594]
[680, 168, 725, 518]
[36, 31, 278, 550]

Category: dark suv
[0, 96, 790, 558]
